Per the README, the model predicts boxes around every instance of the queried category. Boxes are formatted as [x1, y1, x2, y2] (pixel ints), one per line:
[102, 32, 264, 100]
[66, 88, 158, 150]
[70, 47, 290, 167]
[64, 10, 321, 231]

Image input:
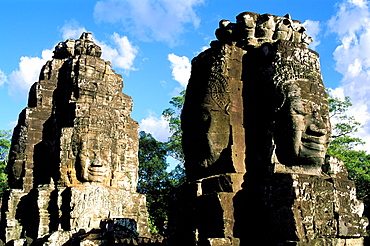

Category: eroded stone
[172, 11, 368, 246]
[1, 33, 150, 245]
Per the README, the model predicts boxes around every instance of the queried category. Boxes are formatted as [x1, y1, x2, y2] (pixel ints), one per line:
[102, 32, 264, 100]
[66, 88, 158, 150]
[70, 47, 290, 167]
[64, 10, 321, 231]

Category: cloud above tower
[94, 0, 205, 46]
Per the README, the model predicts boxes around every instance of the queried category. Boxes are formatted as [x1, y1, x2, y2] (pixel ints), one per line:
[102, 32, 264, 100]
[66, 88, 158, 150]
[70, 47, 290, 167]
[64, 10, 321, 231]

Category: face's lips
[302, 134, 327, 144]
[302, 141, 325, 151]
[88, 167, 108, 176]
[301, 134, 328, 151]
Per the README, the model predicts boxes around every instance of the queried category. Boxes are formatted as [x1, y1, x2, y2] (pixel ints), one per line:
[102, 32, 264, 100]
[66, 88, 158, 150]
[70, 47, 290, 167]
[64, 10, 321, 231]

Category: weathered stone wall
[182, 43, 246, 181]
[172, 40, 246, 246]
[235, 156, 368, 245]
[173, 12, 368, 246]
[1, 33, 150, 245]
[1, 12, 368, 246]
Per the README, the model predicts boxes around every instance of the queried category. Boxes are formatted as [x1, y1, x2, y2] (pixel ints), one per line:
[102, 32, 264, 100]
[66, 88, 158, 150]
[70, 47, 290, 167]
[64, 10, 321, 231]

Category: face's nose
[306, 105, 329, 137]
[91, 152, 103, 167]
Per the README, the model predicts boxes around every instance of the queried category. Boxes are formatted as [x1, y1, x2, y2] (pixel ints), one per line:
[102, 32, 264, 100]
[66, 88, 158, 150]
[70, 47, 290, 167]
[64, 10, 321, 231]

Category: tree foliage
[0, 130, 11, 195]
[326, 94, 370, 215]
[138, 131, 170, 233]
[137, 90, 187, 235]
[138, 131, 168, 193]
[162, 90, 185, 163]
[139, 90, 370, 235]
[328, 95, 364, 151]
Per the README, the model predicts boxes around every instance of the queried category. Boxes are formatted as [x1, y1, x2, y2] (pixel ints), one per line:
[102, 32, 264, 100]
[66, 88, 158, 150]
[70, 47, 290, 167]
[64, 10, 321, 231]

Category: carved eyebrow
[290, 99, 308, 115]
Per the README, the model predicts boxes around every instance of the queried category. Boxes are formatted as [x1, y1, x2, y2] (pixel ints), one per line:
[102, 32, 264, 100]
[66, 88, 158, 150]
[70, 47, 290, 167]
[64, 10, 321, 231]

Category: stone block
[1, 32, 150, 245]
[201, 173, 244, 194]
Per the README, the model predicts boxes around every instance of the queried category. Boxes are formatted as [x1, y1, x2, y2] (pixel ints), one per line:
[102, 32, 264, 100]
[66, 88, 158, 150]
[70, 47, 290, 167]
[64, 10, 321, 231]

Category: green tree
[0, 130, 11, 195]
[137, 91, 187, 235]
[162, 90, 185, 163]
[137, 131, 170, 233]
[326, 94, 370, 217]
[328, 95, 364, 152]
[140, 90, 370, 235]
[162, 90, 187, 188]
[167, 163, 186, 188]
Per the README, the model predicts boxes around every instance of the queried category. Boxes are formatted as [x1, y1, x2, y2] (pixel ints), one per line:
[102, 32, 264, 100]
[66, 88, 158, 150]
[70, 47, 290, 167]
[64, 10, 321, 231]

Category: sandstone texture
[172, 12, 368, 246]
[1, 11, 368, 246]
[1, 33, 150, 245]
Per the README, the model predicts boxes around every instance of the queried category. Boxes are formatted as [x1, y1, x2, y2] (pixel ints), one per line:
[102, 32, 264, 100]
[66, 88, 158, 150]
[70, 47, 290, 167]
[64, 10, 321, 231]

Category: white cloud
[7, 120, 17, 129]
[7, 21, 138, 97]
[347, 58, 363, 77]
[60, 20, 87, 40]
[0, 70, 7, 86]
[139, 113, 170, 142]
[328, 0, 369, 37]
[168, 53, 191, 88]
[329, 0, 370, 152]
[303, 20, 321, 50]
[8, 49, 53, 95]
[192, 45, 209, 56]
[350, 0, 368, 8]
[96, 33, 139, 72]
[94, 0, 204, 45]
[8, 20, 85, 96]
[328, 87, 370, 151]
[327, 87, 345, 101]
[348, 100, 370, 127]
[59, 21, 138, 71]
[348, 100, 370, 151]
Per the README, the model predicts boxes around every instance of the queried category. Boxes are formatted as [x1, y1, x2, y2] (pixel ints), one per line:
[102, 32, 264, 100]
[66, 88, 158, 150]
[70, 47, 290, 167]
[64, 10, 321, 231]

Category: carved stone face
[256, 14, 275, 39]
[273, 18, 293, 40]
[238, 13, 257, 38]
[274, 80, 331, 166]
[76, 137, 112, 183]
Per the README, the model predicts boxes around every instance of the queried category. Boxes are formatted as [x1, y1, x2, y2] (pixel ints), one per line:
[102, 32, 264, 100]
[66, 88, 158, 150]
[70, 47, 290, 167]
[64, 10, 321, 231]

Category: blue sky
[0, 0, 370, 152]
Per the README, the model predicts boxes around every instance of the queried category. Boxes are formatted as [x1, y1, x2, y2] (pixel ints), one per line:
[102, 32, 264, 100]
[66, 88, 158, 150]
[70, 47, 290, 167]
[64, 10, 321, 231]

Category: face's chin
[300, 144, 325, 157]
[275, 131, 328, 166]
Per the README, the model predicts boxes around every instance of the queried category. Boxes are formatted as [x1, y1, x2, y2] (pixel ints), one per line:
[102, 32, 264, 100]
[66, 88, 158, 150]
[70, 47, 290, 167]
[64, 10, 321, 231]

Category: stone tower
[170, 12, 368, 245]
[1, 33, 150, 245]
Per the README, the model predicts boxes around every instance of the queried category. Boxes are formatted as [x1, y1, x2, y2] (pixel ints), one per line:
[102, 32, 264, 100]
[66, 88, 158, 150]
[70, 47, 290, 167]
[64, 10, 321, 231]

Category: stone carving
[1, 33, 150, 245]
[273, 79, 331, 167]
[271, 41, 331, 169]
[255, 14, 276, 40]
[171, 11, 368, 246]
[74, 134, 112, 183]
[215, 11, 312, 47]
[181, 43, 245, 182]
[1, 12, 368, 246]
[208, 73, 230, 111]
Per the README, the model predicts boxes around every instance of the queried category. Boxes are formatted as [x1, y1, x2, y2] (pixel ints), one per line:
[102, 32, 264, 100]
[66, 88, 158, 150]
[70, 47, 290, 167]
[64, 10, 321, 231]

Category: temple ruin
[0, 11, 368, 246]
[171, 12, 369, 246]
[1, 33, 151, 245]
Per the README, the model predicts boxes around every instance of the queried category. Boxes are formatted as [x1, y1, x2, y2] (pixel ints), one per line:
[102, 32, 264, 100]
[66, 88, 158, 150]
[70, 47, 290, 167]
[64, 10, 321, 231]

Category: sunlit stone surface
[171, 12, 368, 246]
[1, 33, 150, 245]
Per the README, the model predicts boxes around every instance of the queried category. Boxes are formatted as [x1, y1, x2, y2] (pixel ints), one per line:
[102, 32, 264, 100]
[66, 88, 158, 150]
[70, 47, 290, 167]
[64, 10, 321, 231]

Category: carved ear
[274, 82, 287, 112]
[71, 133, 82, 157]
